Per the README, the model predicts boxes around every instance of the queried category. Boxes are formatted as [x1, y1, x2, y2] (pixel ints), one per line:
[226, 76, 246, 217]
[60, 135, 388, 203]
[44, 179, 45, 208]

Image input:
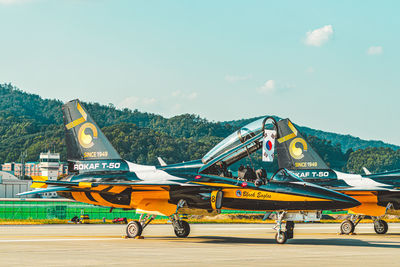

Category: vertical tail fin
[62, 99, 121, 161]
[276, 119, 330, 170]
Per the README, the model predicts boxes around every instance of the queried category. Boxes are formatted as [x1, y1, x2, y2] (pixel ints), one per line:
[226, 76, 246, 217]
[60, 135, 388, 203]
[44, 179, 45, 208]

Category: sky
[1, 0, 399, 145]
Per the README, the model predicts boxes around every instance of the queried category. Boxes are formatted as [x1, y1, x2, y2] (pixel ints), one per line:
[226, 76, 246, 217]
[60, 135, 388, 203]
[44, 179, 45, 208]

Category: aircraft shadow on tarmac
[191, 236, 400, 248]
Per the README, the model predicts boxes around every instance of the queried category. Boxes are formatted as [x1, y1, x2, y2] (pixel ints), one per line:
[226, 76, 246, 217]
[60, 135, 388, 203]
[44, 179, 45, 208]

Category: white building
[39, 151, 61, 181]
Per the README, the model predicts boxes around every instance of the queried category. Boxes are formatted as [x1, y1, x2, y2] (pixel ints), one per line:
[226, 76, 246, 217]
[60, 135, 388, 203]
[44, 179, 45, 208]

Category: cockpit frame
[199, 116, 282, 185]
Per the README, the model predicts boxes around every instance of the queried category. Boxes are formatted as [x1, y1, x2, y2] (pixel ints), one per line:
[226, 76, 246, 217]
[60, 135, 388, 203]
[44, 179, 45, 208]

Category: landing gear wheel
[174, 220, 190, 238]
[126, 221, 143, 238]
[374, 220, 388, 234]
[275, 231, 287, 244]
[340, 220, 355, 235]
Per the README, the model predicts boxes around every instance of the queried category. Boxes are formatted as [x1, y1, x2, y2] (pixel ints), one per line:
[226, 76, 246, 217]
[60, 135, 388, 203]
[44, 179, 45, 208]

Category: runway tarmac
[1, 223, 400, 266]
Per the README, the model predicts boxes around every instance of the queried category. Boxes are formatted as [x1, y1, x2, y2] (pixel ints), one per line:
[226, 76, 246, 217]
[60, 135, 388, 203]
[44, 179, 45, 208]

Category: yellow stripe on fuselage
[107, 186, 126, 194]
[71, 192, 98, 205]
[223, 188, 330, 202]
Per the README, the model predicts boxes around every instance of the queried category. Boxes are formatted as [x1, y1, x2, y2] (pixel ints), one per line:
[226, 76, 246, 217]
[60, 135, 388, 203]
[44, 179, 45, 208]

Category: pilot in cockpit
[255, 168, 267, 186]
[216, 161, 232, 178]
[238, 164, 268, 186]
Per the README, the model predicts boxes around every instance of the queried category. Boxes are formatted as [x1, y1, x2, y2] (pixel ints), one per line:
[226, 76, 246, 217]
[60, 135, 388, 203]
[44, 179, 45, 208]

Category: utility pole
[20, 150, 27, 179]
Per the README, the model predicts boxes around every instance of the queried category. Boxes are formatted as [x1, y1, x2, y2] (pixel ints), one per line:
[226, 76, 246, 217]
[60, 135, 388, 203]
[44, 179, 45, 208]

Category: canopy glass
[200, 117, 276, 173]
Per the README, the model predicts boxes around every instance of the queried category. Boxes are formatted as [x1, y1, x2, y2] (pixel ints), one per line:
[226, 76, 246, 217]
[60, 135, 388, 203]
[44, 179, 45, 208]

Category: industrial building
[0, 171, 32, 198]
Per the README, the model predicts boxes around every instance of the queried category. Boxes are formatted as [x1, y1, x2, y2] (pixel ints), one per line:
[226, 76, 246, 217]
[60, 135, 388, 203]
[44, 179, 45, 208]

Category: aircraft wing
[17, 186, 70, 196]
[331, 186, 400, 192]
[18, 177, 205, 196]
[36, 179, 198, 187]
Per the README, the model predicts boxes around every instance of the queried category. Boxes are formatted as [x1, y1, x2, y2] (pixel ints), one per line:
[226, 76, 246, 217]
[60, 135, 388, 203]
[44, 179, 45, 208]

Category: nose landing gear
[169, 199, 191, 238]
[273, 211, 295, 244]
[170, 214, 191, 238]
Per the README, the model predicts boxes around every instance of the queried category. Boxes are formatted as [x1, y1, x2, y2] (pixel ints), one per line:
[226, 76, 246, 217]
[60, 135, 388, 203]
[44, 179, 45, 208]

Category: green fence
[0, 199, 140, 220]
[0, 198, 346, 220]
[0, 199, 269, 220]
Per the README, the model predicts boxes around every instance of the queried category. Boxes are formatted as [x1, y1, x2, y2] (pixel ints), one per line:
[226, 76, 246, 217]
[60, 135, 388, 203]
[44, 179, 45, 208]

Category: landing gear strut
[273, 211, 294, 244]
[126, 199, 193, 239]
[126, 214, 156, 238]
[169, 199, 191, 238]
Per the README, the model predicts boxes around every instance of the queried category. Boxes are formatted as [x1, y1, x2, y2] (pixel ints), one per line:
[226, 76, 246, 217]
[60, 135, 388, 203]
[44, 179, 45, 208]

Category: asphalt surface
[0, 223, 400, 266]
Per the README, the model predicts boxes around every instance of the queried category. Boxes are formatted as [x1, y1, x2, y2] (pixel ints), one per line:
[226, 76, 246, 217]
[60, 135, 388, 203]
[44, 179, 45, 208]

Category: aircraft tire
[126, 221, 143, 238]
[174, 220, 190, 238]
[275, 231, 287, 244]
[374, 219, 388, 234]
[340, 220, 355, 235]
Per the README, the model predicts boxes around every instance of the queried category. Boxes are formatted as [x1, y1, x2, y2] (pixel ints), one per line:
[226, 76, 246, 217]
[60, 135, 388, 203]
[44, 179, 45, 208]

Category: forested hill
[1, 83, 399, 174]
[224, 118, 399, 152]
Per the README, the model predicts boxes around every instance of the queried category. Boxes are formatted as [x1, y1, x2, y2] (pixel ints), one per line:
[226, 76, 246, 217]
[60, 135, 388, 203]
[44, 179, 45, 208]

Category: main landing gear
[273, 211, 295, 244]
[126, 200, 191, 239]
[373, 219, 388, 234]
[339, 215, 388, 235]
[126, 214, 156, 238]
[125, 214, 191, 239]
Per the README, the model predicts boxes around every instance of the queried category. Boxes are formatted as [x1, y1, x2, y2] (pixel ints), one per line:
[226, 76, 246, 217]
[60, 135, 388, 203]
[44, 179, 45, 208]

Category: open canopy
[200, 117, 277, 174]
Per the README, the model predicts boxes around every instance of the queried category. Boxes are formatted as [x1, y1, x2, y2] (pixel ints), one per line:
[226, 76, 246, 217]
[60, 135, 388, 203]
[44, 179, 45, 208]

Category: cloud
[171, 103, 182, 111]
[257, 80, 276, 94]
[117, 91, 197, 115]
[304, 25, 333, 47]
[117, 96, 157, 109]
[257, 80, 295, 94]
[225, 74, 252, 83]
[187, 92, 198, 100]
[141, 97, 157, 105]
[171, 90, 198, 100]
[306, 67, 315, 73]
[367, 46, 383, 55]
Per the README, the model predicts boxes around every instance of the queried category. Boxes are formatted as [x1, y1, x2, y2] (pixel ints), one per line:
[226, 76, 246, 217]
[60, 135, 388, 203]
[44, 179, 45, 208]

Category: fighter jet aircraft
[19, 100, 359, 244]
[275, 118, 400, 235]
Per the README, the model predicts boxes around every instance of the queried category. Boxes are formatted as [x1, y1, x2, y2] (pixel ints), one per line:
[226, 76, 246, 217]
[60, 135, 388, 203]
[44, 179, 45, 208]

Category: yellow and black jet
[20, 100, 359, 244]
[275, 118, 400, 235]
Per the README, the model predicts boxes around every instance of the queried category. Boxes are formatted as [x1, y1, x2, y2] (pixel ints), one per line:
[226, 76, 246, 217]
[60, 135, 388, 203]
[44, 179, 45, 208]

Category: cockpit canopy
[270, 169, 304, 182]
[200, 117, 276, 174]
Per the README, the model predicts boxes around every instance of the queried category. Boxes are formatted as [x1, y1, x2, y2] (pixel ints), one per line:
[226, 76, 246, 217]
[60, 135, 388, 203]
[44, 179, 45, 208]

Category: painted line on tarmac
[196, 225, 400, 230]
[0, 238, 122, 243]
